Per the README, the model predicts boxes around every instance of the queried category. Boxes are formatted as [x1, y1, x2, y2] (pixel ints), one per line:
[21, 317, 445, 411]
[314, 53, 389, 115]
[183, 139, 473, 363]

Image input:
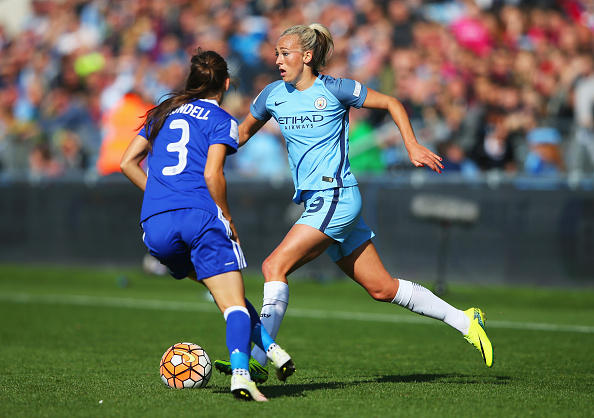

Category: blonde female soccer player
[120, 49, 295, 401]
[215, 24, 493, 382]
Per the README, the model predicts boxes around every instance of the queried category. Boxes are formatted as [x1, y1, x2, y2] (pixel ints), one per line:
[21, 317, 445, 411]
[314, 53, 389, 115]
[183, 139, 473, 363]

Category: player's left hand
[408, 143, 444, 173]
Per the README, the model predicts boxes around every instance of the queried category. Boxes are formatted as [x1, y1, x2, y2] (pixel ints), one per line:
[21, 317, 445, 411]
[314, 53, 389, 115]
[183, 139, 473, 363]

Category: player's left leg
[335, 240, 493, 367]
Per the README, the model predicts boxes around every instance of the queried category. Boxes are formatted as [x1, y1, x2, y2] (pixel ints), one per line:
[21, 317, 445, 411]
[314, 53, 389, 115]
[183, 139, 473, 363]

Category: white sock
[251, 281, 289, 366]
[232, 368, 251, 380]
[392, 279, 470, 334]
[265, 343, 279, 358]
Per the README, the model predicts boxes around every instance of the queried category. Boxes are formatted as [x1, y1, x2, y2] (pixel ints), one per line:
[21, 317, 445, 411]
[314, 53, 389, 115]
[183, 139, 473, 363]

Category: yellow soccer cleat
[214, 358, 268, 383]
[463, 307, 494, 367]
[230, 375, 268, 402]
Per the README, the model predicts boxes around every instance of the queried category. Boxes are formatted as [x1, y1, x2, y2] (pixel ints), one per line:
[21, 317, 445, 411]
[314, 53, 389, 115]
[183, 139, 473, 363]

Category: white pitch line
[1, 292, 593, 334]
[287, 308, 594, 334]
[0, 292, 218, 313]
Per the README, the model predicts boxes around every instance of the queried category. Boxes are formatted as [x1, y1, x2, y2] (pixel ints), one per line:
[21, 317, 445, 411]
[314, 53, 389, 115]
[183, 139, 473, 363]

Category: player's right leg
[245, 299, 295, 381]
[250, 223, 334, 367]
[215, 223, 331, 379]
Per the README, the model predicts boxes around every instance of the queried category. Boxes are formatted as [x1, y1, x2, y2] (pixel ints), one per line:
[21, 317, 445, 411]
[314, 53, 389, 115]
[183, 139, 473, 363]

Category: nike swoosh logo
[173, 349, 197, 363]
[275, 101, 287, 106]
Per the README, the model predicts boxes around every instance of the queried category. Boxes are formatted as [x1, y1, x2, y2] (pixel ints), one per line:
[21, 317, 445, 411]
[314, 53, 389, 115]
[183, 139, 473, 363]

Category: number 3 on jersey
[162, 119, 189, 176]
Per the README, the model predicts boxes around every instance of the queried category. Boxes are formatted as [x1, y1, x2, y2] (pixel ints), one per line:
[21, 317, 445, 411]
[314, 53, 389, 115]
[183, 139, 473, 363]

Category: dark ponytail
[140, 49, 230, 150]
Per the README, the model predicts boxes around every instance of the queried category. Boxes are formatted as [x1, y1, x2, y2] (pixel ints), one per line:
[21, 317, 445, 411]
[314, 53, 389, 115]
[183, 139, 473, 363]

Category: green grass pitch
[0, 264, 593, 417]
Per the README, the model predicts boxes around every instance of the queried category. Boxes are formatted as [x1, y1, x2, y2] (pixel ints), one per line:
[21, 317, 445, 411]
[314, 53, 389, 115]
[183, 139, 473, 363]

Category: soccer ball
[159, 342, 212, 389]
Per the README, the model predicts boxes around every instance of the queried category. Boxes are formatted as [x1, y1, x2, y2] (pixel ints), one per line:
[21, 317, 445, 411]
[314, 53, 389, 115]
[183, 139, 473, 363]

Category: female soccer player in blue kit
[120, 49, 294, 402]
[215, 24, 493, 382]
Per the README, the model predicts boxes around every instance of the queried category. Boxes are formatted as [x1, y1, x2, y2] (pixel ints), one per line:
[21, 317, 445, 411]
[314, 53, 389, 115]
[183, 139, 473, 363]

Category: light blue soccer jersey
[250, 74, 368, 203]
[139, 99, 239, 222]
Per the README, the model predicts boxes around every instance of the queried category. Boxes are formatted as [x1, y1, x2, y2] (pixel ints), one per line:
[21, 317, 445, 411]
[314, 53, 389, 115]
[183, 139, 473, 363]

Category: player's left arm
[120, 134, 150, 191]
[204, 143, 240, 244]
[362, 88, 443, 173]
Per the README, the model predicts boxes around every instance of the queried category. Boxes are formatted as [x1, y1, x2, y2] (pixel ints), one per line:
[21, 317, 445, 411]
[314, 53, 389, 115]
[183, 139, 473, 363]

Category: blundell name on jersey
[169, 103, 211, 120]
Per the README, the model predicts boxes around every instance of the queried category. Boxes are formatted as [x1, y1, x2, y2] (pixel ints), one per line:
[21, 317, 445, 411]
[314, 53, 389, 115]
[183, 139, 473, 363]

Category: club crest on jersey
[314, 97, 327, 110]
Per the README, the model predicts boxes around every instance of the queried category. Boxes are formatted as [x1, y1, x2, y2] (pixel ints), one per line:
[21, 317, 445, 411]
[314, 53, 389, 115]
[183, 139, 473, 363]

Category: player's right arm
[238, 113, 267, 147]
[120, 134, 150, 191]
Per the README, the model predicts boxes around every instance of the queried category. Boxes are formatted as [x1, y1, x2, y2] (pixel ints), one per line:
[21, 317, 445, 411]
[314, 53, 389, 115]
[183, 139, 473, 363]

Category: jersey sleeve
[209, 116, 239, 155]
[138, 124, 147, 139]
[250, 81, 282, 121]
[324, 77, 368, 109]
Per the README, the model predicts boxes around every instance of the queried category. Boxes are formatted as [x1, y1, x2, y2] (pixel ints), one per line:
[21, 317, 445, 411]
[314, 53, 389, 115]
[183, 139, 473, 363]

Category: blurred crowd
[1, 0, 594, 182]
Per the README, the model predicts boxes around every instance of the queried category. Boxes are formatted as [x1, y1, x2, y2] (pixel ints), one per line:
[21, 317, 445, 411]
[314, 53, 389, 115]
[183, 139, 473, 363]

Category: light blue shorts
[141, 208, 247, 281]
[296, 186, 375, 262]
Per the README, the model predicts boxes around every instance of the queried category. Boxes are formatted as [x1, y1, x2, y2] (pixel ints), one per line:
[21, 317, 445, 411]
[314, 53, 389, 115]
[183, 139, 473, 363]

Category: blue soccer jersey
[139, 99, 239, 222]
[250, 74, 368, 203]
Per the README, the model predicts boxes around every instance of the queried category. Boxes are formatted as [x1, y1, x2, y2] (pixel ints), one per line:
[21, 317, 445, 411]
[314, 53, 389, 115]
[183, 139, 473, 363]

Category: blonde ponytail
[280, 23, 334, 72]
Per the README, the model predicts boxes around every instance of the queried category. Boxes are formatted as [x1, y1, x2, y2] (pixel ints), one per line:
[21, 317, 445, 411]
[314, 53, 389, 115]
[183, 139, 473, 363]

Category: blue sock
[245, 298, 275, 353]
[224, 306, 251, 371]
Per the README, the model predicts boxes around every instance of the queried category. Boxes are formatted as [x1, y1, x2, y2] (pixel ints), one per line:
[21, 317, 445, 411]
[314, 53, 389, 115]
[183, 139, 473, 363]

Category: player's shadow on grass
[375, 373, 511, 385]
[258, 373, 511, 398]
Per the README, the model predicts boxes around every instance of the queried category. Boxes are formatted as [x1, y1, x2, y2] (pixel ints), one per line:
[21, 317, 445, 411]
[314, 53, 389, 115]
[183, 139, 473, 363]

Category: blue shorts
[141, 208, 247, 281]
[296, 186, 375, 262]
